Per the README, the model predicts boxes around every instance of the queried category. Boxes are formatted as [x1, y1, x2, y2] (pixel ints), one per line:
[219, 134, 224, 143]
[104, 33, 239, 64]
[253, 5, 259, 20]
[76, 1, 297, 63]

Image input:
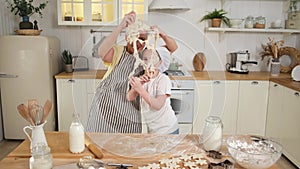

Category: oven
[170, 80, 194, 134]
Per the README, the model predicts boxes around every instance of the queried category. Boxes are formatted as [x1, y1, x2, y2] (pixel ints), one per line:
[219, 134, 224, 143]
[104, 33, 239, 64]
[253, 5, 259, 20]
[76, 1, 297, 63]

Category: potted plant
[200, 9, 231, 27]
[289, 0, 300, 12]
[62, 50, 73, 73]
[5, 0, 48, 29]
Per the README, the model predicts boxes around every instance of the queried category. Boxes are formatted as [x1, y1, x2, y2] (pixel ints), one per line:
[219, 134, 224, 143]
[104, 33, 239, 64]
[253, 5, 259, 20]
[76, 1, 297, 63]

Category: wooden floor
[0, 140, 298, 169]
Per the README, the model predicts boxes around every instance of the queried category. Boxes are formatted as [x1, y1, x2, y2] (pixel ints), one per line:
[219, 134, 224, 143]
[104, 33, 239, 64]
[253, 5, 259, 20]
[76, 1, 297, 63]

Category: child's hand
[129, 77, 144, 93]
[139, 74, 150, 84]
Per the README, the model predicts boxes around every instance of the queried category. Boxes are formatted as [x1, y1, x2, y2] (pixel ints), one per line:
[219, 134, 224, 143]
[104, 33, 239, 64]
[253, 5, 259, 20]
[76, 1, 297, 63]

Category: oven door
[170, 90, 194, 123]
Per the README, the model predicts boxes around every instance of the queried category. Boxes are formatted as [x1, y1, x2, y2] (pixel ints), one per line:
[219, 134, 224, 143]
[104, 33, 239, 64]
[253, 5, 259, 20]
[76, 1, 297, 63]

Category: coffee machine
[226, 51, 257, 74]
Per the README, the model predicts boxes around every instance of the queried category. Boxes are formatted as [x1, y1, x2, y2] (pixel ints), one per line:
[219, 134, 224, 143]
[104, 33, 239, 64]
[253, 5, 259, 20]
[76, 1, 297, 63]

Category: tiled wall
[1, 0, 299, 71]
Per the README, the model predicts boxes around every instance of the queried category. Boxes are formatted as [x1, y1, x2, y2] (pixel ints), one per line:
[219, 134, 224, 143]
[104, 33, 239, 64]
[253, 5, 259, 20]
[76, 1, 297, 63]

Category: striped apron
[86, 47, 141, 133]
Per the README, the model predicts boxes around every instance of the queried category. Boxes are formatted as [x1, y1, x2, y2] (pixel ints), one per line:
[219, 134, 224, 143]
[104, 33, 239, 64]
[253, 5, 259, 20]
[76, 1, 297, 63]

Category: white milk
[202, 116, 223, 151]
[203, 126, 222, 151]
[69, 122, 85, 153]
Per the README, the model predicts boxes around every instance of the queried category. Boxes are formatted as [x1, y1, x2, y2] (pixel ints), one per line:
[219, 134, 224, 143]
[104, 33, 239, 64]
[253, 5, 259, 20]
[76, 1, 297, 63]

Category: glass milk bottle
[69, 112, 85, 153]
[202, 116, 223, 151]
[29, 143, 53, 169]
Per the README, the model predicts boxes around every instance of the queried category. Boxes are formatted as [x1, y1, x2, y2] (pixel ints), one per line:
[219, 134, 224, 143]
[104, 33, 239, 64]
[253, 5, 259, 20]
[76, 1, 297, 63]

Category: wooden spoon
[17, 104, 35, 126]
[41, 100, 52, 123]
[28, 99, 38, 125]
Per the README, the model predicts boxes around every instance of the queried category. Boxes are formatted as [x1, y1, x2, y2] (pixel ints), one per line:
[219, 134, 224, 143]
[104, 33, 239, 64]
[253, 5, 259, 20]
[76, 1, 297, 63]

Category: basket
[15, 29, 42, 36]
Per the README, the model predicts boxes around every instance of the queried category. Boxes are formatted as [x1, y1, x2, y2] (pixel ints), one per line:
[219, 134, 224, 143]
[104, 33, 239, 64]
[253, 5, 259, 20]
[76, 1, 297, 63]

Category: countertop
[55, 70, 300, 92]
[0, 132, 281, 169]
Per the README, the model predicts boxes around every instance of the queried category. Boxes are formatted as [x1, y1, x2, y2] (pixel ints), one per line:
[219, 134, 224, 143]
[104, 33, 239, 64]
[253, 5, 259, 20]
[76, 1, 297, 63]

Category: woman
[86, 11, 177, 133]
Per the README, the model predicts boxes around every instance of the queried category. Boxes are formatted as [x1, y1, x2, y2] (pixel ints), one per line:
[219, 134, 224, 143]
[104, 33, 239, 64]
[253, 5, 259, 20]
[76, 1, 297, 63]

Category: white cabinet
[281, 87, 300, 167]
[56, 79, 88, 131]
[57, 0, 148, 26]
[86, 79, 102, 112]
[266, 83, 300, 168]
[237, 80, 269, 136]
[193, 80, 239, 134]
[266, 82, 284, 142]
[179, 124, 193, 134]
[142, 124, 192, 134]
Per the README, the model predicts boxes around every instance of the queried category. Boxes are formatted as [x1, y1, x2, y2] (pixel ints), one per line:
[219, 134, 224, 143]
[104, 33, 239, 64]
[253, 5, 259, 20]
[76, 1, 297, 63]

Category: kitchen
[0, 0, 300, 168]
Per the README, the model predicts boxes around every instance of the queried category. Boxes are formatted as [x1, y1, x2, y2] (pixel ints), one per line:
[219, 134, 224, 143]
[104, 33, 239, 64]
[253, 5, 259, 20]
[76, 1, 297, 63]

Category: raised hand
[120, 11, 136, 29]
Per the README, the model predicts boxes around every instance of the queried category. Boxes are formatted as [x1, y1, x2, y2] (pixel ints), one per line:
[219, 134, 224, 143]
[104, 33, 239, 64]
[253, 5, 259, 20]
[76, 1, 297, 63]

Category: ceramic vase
[19, 16, 33, 29]
[271, 61, 280, 76]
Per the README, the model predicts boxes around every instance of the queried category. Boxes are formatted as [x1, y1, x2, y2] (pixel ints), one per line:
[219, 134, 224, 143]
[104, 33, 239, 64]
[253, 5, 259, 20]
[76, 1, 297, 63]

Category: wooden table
[0, 132, 281, 169]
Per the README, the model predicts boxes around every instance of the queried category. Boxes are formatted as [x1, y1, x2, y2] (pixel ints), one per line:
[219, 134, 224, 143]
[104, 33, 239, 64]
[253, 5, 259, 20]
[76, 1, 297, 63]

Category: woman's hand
[150, 25, 166, 38]
[120, 11, 136, 29]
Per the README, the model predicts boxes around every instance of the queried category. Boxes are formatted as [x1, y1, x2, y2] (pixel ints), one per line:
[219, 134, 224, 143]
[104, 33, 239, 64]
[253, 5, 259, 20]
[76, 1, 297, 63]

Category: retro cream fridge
[0, 36, 62, 139]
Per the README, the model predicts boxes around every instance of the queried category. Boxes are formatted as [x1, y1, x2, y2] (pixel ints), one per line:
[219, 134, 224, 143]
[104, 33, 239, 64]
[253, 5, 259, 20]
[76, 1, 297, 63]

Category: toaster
[73, 56, 89, 71]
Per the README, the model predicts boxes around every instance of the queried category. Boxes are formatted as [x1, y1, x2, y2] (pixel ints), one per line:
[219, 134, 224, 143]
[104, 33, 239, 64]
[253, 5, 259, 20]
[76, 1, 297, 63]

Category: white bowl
[230, 19, 244, 28]
[227, 135, 282, 169]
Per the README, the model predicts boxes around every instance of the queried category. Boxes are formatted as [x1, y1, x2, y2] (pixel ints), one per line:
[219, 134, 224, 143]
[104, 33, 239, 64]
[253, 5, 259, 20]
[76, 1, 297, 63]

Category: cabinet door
[86, 79, 102, 114]
[119, 0, 148, 21]
[56, 79, 87, 131]
[193, 81, 239, 134]
[58, 0, 147, 26]
[179, 124, 192, 134]
[266, 82, 284, 142]
[237, 81, 269, 136]
[57, 0, 86, 25]
[281, 87, 300, 167]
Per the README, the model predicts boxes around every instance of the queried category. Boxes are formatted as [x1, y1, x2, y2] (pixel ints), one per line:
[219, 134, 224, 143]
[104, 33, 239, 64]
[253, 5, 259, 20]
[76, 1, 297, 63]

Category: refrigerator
[0, 35, 62, 139]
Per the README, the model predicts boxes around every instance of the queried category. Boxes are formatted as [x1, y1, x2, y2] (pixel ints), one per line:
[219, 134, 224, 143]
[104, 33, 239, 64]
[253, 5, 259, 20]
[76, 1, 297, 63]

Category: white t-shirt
[141, 72, 179, 134]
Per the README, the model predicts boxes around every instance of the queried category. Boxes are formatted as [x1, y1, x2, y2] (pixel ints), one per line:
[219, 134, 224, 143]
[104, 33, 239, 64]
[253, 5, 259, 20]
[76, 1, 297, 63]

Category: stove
[164, 70, 185, 76]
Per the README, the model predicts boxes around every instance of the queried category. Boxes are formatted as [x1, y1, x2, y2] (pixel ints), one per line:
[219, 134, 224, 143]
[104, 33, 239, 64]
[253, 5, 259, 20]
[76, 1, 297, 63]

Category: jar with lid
[29, 143, 53, 169]
[202, 116, 223, 151]
[69, 112, 85, 153]
[254, 16, 266, 29]
[245, 16, 254, 28]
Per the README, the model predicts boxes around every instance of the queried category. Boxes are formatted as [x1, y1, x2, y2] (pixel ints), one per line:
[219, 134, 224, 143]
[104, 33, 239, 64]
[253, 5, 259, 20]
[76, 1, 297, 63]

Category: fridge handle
[0, 72, 18, 78]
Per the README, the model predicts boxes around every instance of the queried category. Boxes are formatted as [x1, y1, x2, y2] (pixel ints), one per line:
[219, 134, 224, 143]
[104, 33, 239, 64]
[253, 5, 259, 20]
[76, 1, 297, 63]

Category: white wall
[0, 0, 299, 71]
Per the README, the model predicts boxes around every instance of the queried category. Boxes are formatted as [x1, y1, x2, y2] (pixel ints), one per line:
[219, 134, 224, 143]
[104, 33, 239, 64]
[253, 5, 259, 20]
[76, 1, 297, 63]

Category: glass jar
[254, 16, 266, 29]
[245, 16, 254, 28]
[29, 143, 53, 169]
[202, 116, 223, 151]
[69, 112, 85, 153]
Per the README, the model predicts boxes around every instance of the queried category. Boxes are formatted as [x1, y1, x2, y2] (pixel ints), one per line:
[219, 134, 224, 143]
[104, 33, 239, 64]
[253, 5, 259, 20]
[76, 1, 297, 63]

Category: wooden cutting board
[8, 132, 94, 158]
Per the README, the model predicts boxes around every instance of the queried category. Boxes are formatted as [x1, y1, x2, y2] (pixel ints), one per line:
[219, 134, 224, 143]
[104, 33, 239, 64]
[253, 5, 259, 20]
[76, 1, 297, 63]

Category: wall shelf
[205, 27, 300, 34]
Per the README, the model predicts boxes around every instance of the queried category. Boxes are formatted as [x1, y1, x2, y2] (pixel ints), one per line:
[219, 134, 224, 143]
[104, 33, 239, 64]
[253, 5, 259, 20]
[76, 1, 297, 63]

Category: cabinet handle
[251, 81, 259, 85]
[295, 92, 299, 97]
[274, 84, 278, 87]
[67, 79, 75, 83]
[213, 81, 221, 84]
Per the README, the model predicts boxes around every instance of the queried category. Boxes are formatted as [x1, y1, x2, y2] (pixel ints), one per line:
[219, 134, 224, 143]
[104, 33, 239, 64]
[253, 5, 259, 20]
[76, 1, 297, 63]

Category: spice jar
[202, 116, 223, 151]
[245, 16, 254, 28]
[254, 16, 266, 29]
[29, 143, 53, 169]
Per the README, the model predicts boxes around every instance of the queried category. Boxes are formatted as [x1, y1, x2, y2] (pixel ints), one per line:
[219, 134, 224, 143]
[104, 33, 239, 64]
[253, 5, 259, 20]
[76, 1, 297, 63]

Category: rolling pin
[85, 134, 104, 159]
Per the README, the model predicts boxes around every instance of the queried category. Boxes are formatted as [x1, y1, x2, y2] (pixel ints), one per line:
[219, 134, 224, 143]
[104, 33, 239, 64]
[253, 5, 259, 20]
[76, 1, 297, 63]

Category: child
[127, 47, 179, 134]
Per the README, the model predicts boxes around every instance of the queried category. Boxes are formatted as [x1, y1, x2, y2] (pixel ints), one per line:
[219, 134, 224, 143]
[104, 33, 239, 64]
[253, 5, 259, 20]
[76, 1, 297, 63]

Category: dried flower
[260, 37, 284, 61]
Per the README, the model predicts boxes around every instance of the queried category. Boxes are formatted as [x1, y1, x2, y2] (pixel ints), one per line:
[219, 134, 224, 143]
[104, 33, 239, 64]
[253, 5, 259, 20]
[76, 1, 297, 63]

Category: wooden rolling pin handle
[87, 143, 104, 159]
